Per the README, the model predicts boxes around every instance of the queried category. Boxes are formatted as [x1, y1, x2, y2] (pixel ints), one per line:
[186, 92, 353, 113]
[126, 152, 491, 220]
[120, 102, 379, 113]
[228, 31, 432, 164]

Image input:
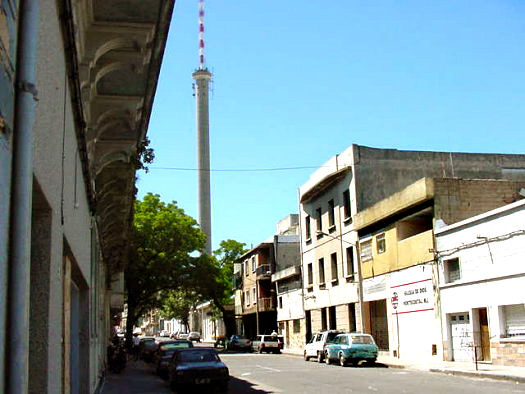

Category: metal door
[450, 313, 472, 362]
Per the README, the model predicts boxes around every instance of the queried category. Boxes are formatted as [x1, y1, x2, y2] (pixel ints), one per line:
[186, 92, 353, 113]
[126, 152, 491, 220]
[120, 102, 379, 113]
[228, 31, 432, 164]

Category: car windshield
[351, 335, 375, 345]
[326, 332, 339, 342]
[162, 342, 192, 350]
[178, 350, 219, 363]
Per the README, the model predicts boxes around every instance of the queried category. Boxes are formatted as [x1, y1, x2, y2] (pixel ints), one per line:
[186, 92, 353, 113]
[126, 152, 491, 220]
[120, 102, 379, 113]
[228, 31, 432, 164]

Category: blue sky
[137, 0, 525, 251]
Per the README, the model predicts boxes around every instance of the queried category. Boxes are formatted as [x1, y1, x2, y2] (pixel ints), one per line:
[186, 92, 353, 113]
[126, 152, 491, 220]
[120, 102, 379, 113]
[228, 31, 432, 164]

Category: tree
[124, 193, 206, 344]
[158, 289, 199, 331]
[193, 240, 248, 336]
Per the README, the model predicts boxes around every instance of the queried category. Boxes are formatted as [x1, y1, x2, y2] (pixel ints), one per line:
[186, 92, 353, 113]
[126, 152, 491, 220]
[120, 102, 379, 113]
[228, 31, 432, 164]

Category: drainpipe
[7, 1, 39, 393]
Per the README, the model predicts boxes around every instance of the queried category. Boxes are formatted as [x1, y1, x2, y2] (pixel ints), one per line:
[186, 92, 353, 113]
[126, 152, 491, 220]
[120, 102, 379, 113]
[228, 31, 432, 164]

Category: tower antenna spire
[193, 0, 213, 254]
[199, 0, 205, 69]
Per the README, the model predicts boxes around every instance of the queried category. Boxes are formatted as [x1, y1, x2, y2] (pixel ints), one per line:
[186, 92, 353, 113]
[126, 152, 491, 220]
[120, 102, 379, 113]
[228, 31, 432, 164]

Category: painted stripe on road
[256, 364, 281, 372]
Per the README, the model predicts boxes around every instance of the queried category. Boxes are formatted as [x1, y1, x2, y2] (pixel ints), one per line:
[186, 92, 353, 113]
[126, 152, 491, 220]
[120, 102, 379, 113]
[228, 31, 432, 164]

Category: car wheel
[324, 352, 331, 365]
[304, 351, 309, 361]
[367, 359, 376, 366]
[317, 351, 323, 363]
[339, 353, 347, 367]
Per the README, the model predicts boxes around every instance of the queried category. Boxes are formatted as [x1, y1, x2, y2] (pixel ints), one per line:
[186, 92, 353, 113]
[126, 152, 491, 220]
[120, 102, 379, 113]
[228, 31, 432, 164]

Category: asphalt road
[221, 353, 524, 394]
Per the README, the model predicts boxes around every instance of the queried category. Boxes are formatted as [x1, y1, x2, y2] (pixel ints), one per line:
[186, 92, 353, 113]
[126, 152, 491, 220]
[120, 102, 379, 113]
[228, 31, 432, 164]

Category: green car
[324, 333, 378, 367]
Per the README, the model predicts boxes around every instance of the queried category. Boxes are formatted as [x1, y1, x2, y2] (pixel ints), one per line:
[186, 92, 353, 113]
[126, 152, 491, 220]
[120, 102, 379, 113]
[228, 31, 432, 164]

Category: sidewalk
[101, 359, 171, 394]
[281, 348, 525, 383]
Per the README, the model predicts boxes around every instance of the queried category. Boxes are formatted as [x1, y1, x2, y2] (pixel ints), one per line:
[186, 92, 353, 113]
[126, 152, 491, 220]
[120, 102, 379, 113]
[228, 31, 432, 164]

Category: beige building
[299, 144, 525, 346]
[0, 1, 173, 392]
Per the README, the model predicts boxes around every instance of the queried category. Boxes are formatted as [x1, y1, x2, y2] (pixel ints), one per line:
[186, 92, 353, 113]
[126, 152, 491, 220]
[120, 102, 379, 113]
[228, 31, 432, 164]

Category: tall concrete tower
[193, 0, 212, 254]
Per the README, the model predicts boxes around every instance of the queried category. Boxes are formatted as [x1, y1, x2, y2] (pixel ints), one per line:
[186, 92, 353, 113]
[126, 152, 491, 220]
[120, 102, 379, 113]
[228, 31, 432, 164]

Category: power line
[149, 166, 321, 173]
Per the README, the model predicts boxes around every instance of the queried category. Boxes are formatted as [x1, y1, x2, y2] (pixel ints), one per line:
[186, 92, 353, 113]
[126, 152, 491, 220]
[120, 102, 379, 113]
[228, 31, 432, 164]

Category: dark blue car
[167, 348, 229, 392]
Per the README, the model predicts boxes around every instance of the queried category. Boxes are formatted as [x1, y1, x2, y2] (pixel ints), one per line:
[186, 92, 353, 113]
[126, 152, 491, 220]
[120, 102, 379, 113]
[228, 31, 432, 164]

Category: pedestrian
[132, 333, 140, 360]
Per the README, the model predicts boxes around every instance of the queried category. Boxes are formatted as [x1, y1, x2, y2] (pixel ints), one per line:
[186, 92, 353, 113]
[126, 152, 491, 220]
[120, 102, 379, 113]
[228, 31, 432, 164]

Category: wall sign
[391, 278, 433, 315]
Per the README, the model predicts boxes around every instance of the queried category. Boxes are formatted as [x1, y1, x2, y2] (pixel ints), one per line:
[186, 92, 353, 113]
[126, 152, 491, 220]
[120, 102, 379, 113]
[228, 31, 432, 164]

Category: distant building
[235, 215, 301, 339]
[299, 144, 525, 349]
[435, 199, 525, 367]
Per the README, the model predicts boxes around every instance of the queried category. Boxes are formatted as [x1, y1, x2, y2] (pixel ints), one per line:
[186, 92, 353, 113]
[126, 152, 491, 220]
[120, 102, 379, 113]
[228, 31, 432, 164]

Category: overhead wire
[148, 165, 331, 173]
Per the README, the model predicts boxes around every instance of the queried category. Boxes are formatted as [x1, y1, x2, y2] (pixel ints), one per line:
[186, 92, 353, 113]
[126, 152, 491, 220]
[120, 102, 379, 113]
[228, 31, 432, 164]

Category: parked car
[188, 331, 201, 342]
[167, 348, 229, 392]
[138, 337, 157, 362]
[153, 340, 194, 378]
[251, 334, 283, 354]
[304, 330, 342, 363]
[324, 333, 378, 366]
[226, 335, 252, 352]
[178, 332, 189, 340]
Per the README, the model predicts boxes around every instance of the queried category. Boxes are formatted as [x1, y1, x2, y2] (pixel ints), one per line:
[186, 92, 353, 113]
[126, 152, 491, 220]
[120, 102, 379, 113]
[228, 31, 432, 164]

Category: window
[244, 260, 248, 276]
[328, 199, 335, 229]
[376, 233, 386, 254]
[329, 306, 337, 329]
[305, 215, 311, 240]
[316, 207, 322, 236]
[318, 258, 325, 284]
[293, 319, 301, 334]
[502, 304, 525, 338]
[343, 190, 351, 221]
[330, 252, 338, 281]
[252, 287, 257, 304]
[444, 258, 460, 283]
[251, 256, 256, 272]
[244, 290, 250, 306]
[307, 263, 313, 286]
[346, 246, 355, 279]
[278, 296, 283, 309]
[360, 240, 372, 262]
[321, 308, 327, 330]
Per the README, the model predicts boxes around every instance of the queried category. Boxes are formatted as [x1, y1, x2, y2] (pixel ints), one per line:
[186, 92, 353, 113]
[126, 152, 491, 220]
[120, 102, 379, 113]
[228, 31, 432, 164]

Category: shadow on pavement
[228, 376, 272, 393]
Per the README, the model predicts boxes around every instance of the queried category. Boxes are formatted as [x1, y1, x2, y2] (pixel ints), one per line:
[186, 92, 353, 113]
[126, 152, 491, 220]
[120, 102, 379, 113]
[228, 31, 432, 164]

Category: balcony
[256, 264, 272, 279]
[257, 297, 276, 312]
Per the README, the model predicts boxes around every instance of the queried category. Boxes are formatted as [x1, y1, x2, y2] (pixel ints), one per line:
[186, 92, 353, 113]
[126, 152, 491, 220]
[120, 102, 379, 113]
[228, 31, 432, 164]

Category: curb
[428, 368, 525, 384]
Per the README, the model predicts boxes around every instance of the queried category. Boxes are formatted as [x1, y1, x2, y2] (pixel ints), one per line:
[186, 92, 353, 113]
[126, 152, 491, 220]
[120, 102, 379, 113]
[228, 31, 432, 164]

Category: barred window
[360, 240, 372, 262]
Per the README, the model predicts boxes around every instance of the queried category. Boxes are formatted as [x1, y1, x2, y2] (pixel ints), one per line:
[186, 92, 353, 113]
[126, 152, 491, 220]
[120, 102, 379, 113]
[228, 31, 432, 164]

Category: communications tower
[192, 0, 212, 254]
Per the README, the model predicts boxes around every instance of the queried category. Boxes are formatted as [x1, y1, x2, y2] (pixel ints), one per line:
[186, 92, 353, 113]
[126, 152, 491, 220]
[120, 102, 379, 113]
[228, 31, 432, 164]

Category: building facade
[235, 216, 301, 340]
[435, 199, 525, 366]
[299, 144, 525, 349]
[0, 1, 173, 392]
[353, 177, 525, 360]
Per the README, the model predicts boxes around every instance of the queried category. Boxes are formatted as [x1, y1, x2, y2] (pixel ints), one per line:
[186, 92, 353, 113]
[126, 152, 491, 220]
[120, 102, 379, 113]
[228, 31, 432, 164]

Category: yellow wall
[361, 228, 434, 278]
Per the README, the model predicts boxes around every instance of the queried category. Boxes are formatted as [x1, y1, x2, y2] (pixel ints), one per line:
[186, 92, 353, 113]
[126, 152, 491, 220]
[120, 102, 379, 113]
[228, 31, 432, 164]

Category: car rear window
[179, 350, 219, 362]
[351, 335, 375, 344]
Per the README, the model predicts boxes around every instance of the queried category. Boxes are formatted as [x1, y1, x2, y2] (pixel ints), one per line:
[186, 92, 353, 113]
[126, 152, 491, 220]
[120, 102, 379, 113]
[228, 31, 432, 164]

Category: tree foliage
[125, 193, 248, 342]
[125, 193, 205, 340]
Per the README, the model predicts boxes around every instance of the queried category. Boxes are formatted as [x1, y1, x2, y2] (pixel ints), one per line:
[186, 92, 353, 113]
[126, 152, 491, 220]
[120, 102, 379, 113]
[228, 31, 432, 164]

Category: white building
[435, 199, 525, 366]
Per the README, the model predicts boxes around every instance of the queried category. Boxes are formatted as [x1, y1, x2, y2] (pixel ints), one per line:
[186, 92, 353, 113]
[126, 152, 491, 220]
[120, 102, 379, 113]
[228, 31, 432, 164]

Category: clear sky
[137, 0, 525, 251]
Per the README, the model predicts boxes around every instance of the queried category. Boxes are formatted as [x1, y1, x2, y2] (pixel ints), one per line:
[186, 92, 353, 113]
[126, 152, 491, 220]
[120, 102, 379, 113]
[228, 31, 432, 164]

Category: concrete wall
[0, 1, 18, 385]
[353, 145, 525, 212]
[434, 178, 525, 226]
[276, 289, 303, 322]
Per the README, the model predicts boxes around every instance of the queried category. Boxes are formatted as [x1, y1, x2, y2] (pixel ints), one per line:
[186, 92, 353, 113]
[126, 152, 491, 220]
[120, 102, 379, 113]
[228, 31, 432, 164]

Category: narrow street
[102, 350, 523, 394]
[223, 353, 523, 394]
